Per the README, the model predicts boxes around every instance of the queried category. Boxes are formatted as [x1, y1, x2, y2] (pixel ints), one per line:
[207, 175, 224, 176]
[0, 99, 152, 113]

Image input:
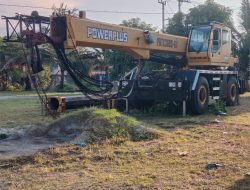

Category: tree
[240, 0, 250, 32]
[185, 0, 233, 27]
[238, 0, 250, 79]
[0, 37, 29, 90]
[104, 49, 134, 80]
[165, 12, 187, 36]
[121, 18, 157, 31]
[166, 1, 233, 37]
[66, 48, 102, 76]
[106, 18, 158, 80]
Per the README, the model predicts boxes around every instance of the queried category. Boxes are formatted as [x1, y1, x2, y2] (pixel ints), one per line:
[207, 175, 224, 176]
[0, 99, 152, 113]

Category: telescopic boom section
[50, 15, 188, 59]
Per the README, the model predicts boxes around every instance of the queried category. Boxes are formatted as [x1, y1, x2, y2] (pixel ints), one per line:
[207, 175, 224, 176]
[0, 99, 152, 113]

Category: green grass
[222, 92, 250, 125]
[0, 98, 53, 128]
[0, 91, 82, 128]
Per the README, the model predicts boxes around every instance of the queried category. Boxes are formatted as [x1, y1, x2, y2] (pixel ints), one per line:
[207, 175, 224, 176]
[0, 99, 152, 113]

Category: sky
[0, 0, 241, 36]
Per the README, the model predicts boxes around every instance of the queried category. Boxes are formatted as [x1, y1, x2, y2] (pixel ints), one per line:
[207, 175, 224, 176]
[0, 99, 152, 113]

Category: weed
[148, 101, 182, 115]
[209, 100, 227, 114]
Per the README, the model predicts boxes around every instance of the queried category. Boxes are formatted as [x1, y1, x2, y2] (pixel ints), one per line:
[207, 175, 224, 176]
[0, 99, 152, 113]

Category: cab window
[212, 28, 221, 53]
[222, 30, 230, 45]
[188, 26, 211, 53]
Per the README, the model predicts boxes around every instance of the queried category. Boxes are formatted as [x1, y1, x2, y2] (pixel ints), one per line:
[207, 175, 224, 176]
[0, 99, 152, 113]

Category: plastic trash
[179, 151, 188, 157]
[216, 111, 227, 116]
[73, 140, 86, 147]
[207, 163, 223, 170]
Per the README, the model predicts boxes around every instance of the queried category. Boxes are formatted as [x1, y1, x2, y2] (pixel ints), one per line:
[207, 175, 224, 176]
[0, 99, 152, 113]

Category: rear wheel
[226, 77, 239, 106]
[190, 76, 210, 114]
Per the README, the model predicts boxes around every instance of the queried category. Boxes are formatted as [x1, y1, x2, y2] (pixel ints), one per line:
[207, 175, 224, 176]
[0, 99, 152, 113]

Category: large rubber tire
[190, 76, 210, 114]
[226, 77, 239, 106]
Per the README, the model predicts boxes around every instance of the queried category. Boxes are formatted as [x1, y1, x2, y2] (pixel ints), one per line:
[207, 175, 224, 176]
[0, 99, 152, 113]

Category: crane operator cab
[187, 22, 235, 68]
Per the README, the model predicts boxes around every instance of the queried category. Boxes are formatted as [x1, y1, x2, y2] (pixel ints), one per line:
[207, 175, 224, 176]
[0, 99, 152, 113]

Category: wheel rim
[230, 83, 237, 101]
[198, 85, 207, 105]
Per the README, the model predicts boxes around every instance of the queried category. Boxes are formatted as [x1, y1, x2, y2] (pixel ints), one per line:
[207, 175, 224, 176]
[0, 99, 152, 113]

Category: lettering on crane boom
[87, 27, 128, 42]
[157, 38, 178, 49]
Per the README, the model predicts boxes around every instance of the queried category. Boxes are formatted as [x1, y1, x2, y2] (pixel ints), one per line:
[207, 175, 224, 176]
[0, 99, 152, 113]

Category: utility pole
[158, 0, 167, 32]
[177, 0, 191, 13]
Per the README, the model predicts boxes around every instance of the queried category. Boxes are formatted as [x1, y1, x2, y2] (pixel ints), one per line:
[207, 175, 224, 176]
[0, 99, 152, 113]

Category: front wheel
[190, 76, 210, 114]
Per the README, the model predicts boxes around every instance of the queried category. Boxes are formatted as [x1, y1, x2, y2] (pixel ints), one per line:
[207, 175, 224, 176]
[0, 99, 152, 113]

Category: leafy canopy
[166, 0, 233, 36]
[106, 18, 158, 80]
[186, 0, 233, 26]
[121, 18, 157, 31]
[238, 0, 250, 79]
[240, 0, 250, 32]
[165, 12, 186, 36]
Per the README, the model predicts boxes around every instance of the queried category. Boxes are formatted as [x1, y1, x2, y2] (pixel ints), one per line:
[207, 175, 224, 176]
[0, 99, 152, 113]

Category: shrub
[148, 101, 181, 115]
[209, 100, 227, 114]
[5, 83, 24, 91]
[11, 69, 23, 83]
[38, 65, 52, 89]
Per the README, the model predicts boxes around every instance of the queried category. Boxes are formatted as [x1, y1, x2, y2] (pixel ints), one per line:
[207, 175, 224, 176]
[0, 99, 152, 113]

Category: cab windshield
[188, 26, 211, 53]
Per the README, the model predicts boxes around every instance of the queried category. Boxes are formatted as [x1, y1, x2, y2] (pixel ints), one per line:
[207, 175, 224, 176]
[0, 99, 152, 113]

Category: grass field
[0, 91, 82, 128]
[0, 92, 249, 189]
[0, 98, 52, 128]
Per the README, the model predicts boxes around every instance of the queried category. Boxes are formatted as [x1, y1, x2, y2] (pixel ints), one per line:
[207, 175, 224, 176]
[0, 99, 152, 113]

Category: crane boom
[50, 15, 188, 59]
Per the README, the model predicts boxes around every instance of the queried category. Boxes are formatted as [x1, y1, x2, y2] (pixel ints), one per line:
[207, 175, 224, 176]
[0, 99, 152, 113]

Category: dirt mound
[0, 108, 159, 159]
[45, 108, 159, 143]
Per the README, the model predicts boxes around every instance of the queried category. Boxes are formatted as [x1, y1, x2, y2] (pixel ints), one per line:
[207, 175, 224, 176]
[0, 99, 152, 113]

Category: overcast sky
[0, 0, 241, 36]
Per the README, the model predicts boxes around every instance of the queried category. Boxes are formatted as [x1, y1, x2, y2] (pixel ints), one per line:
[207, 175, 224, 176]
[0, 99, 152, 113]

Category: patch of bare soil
[0, 125, 76, 160]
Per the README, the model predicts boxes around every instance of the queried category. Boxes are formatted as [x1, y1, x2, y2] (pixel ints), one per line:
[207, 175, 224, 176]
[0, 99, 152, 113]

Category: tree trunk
[59, 67, 65, 89]
[24, 76, 32, 91]
[0, 54, 7, 90]
[2, 72, 9, 90]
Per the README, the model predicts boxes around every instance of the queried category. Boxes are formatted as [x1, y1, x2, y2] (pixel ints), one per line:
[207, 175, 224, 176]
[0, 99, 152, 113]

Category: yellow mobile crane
[51, 13, 234, 67]
[2, 12, 248, 114]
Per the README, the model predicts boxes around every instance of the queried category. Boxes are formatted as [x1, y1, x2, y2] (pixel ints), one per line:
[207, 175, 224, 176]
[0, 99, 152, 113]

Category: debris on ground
[216, 111, 227, 116]
[73, 140, 86, 147]
[178, 151, 188, 157]
[246, 172, 250, 176]
[207, 163, 223, 170]
[213, 118, 221, 124]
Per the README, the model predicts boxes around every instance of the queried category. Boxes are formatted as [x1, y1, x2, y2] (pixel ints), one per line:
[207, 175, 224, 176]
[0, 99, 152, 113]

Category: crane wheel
[226, 77, 239, 106]
[190, 76, 210, 114]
